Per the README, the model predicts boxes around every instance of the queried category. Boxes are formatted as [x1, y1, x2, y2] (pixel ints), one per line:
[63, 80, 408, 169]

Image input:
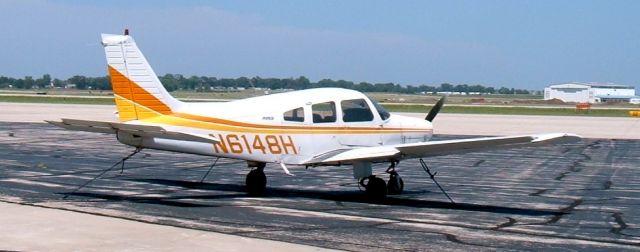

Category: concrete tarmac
[0, 201, 330, 252]
[1, 102, 640, 250]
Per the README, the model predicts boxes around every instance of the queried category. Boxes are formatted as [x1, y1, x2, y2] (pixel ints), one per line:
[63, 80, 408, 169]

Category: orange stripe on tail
[108, 66, 172, 121]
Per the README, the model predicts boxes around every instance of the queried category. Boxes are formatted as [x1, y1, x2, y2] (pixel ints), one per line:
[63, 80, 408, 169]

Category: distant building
[544, 83, 637, 103]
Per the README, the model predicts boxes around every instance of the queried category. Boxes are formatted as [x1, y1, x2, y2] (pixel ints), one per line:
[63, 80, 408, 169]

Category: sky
[0, 0, 638, 89]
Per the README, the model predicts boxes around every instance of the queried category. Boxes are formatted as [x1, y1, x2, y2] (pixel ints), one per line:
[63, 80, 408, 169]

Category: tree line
[0, 74, 533, 94]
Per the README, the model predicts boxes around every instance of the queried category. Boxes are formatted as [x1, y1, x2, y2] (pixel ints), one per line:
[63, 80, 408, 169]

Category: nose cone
[411, 116, 433, 131]
[388, 114, 433, 131]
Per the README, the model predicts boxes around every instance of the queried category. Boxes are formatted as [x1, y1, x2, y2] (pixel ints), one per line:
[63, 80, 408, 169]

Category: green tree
[24, 76, 34, 89]
[35, 74, 52, 88]
[68, 75, 88, 89]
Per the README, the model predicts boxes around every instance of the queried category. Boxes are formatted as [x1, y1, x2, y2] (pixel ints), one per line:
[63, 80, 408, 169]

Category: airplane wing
[304, 133, 580, 165]
[46, 118, 219, 144]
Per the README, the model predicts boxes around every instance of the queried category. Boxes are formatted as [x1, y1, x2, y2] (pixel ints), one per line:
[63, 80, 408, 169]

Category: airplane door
[337, 99, 383, 147]
[280, 106, 311, 163]
[310, 101, 342, 154]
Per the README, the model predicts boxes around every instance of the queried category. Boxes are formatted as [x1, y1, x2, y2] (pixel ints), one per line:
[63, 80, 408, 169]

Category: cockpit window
[312, 102, 336, 123]
[341, 99, 373, 122]
[283, 107, 304, 122]
[367, 95, 390, 120]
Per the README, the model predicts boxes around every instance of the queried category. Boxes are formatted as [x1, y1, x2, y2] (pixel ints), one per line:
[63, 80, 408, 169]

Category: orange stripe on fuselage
[171, 112, 413, 131]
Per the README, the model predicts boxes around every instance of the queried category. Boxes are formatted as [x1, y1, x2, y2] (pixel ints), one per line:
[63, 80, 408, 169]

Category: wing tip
[532, 133, 582, 144]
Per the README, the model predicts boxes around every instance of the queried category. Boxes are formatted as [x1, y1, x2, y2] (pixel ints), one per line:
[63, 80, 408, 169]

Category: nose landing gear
[386, 161, 404, 195]
[358, 161, 404, 198]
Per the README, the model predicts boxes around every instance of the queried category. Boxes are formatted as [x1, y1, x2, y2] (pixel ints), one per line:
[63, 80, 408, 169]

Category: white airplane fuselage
[119, 88, 433, 165]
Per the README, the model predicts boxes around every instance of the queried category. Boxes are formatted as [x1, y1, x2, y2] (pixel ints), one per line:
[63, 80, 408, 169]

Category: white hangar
[544, 83, 637, 103]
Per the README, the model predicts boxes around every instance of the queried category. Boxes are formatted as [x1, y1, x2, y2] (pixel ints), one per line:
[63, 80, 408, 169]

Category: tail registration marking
[211, 134, 298, 155]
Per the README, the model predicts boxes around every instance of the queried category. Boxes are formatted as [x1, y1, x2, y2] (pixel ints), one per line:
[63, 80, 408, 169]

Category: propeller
[425, 95, 447, 122]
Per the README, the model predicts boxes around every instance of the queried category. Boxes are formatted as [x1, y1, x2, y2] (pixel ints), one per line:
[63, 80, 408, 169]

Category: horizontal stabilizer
[46, 119, 219, 144]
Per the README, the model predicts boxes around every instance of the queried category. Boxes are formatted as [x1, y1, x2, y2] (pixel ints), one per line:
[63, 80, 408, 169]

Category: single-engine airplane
[47, 31, 581, 199]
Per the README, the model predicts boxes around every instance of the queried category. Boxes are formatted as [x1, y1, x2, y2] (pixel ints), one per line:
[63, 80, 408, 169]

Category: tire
[365, 176, 387, 198]
[387, 173, 404, 195]
[246, 169, 267, 196]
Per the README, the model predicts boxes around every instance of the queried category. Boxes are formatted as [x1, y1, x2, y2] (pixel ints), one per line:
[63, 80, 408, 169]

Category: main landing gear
[359, 162, 404, 198]
[246, 162, 267, 196]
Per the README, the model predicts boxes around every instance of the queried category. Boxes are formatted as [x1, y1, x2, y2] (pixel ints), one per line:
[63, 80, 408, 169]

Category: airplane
[47, 31, 581, 200]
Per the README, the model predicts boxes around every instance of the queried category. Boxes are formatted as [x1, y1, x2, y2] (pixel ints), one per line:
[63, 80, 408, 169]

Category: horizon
[0, 0, 638, 90]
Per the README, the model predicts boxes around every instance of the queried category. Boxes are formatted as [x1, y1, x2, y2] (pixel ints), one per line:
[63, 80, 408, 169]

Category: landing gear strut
[386, 161, 404, 195]
[246, 162, 267, 196]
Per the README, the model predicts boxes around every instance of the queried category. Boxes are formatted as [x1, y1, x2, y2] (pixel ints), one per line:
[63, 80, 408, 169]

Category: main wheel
[387, 172, 404, 195]
[365, 176, 387, 198]
[245, 168, 267, 196]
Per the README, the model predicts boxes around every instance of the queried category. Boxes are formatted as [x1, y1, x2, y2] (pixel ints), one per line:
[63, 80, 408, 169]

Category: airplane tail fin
[101, 31, 182, 122]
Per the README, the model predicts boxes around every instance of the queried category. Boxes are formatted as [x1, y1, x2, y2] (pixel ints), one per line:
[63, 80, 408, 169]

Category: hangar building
[544, 83, 637, 103]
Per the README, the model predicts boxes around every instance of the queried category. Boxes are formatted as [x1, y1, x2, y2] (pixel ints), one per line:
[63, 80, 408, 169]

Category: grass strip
[0, 96, 114, 105]
[385, 104, 631, 117]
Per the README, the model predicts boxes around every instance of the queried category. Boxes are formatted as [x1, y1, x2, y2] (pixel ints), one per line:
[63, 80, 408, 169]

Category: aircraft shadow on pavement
[59, 178, 564, 217]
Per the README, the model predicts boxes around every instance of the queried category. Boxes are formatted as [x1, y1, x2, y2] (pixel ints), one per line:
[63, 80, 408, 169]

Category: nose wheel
[246, 162, 267, 196]
[387, 171, 404, 195]
[386, 161, 404, 195]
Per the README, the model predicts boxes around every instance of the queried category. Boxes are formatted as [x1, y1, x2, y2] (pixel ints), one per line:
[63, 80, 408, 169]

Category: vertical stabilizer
[101, 32, 182, 121]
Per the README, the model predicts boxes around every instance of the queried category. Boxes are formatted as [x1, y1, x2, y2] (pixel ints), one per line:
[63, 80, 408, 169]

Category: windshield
[366, 95, 390, 120]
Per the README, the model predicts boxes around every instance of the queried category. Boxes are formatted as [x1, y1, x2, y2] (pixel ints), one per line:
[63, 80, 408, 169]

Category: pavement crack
[554, 147, 591, 181]
[545, 199, 583, 225]
[491, 217, 517, 230]
[529, 189, 548, 196]
[444, 233, 458, 243]
[472, 160, 485, 167]
[441, 232, 503, 249]
[610, 212, 629, 236]
[554, 171, 569, 181]
[568, 161, 582, 172]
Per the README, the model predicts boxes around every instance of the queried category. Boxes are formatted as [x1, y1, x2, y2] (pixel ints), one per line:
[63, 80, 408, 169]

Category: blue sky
[0, 0, 638, 89]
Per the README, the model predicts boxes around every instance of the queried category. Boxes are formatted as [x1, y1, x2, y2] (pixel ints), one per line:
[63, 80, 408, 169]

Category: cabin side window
[283, 107, 305, 122]
[366, 95, 390, 120]
[341, 99, 374, 122]
[312, 102, 336, 123]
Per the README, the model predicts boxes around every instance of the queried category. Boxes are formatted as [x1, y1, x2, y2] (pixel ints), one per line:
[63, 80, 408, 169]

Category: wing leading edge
[46, 118, 219, 144]
[305, 133, 581, 165]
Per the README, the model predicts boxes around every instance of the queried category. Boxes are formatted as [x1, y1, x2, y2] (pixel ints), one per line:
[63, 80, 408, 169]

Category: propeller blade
[425, 95, 447, 122]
